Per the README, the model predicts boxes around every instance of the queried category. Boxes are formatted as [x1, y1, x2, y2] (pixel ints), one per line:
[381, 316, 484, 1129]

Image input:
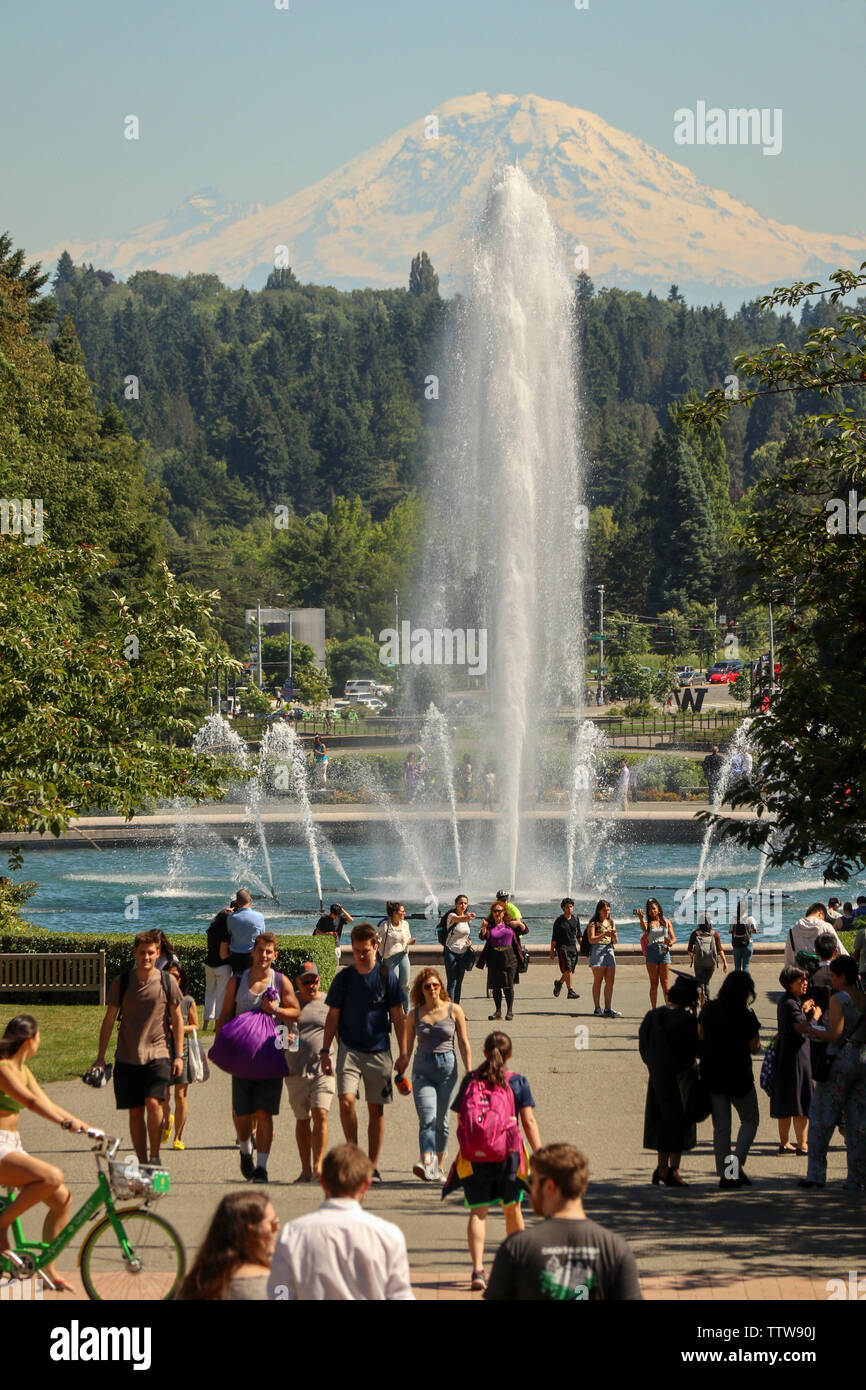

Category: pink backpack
[457, 1069, 518, 1162]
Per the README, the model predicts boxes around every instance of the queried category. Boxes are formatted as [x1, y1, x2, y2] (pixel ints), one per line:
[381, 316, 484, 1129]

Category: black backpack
[436, 912, 453, 947]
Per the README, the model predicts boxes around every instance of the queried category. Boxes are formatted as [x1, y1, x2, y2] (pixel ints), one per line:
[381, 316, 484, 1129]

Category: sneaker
[567, 990, 580, 1000]
[593, 1007, 603, 1016]
[470, 1269, 487, 1292]
[505, 1010, 514, 1021]
[371, 1169, 383, 1184]
[240, 1151, 256, 1181]
[488, 1011, 502, 1020]
[434, 1157, 446, 1182]
[413, 1158, 436, 1182]
[251, 1166, 269, 1183]
[553, 980, 563, 998]
[603, 1009, 621, 1018]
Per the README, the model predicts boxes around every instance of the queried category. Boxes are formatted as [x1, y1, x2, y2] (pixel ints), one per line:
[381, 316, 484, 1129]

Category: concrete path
[19, 960, 864, 1301]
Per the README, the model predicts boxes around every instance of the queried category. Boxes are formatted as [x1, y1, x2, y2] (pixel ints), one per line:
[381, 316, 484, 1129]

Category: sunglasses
[423, 981, 441, 989]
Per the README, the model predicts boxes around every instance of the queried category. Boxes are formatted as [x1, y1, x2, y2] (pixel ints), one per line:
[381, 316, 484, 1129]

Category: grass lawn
[1, 1004, 207, 1085]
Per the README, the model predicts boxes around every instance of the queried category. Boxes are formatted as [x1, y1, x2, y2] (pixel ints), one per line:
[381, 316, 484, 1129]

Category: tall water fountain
[420, 165, 588, 892]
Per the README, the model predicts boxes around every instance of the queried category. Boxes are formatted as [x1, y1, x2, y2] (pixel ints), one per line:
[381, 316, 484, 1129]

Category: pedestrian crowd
[3, 888, 864, 1300]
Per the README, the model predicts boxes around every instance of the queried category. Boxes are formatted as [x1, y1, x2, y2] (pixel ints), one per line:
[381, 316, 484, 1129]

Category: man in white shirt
[267, 1143, 415, 1300]
[784, 903, 849, 967]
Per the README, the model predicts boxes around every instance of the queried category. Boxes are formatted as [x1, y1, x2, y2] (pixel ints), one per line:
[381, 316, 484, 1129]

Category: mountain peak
[37, 93, 863, 305]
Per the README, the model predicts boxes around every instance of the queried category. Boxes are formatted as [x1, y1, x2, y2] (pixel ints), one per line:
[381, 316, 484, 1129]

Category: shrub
[0, 925, 337, 1004]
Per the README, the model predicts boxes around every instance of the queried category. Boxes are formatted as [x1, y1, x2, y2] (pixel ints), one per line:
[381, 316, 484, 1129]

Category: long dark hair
[158, 932, 175, 959]
[176, 1192, 271, 1300]
[645, 898, 665, 924]
[384, 901, 404, 921]
[0, 1014, 38, 1060]
[713, 971, 756, 1012]
[589, 900, 611, 925]
[475, 1031, 512, 1089]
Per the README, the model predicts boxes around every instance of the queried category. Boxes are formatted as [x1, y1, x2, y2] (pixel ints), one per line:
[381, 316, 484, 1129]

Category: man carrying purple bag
[213, 933, 300, 1184]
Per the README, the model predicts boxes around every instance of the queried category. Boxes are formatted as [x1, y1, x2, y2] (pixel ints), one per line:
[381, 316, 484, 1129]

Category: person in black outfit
[550, 899, 581, 1001]
[313, 903, 353, 966]
[698, 972, 762, 1189]
[202, 900, 235, 1032]
[702, 745, 726, 804]
[771, 965, 820, 1153]
[638, 976, 700, 1187]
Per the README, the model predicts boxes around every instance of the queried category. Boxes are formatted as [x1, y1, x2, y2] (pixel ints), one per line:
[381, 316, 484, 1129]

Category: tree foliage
[682, 266, 866, 879]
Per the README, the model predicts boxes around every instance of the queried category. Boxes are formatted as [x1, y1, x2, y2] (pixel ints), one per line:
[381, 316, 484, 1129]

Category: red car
[707, 661, 744, 683]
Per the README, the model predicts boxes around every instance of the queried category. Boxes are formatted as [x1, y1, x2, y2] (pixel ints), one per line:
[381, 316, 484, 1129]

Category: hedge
[0, 925, 337, 1005]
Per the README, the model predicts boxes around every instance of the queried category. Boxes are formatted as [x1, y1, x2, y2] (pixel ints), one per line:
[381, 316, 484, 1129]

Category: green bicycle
[0, 1126, 185, 1300]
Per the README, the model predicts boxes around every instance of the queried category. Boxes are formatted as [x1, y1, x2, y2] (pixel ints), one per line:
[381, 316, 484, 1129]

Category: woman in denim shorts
[587, 901, 620, 1017]
[638, 898, 676, 1008]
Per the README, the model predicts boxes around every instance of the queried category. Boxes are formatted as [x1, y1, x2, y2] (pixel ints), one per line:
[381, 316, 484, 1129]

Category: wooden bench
[0, 952, 106, 1004]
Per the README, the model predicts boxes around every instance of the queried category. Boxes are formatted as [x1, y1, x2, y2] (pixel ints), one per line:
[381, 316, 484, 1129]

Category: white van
[344, 679, 380, 698]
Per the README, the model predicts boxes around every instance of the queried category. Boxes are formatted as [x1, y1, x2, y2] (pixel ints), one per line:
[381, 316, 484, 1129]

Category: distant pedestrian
[215, 932, 301, 1184]
[702, 745, 726, 803]
[443, 1030, 541, 1293]
[155, 932, 180, 972]
[91, 929, 184, 1164]
[226, 888, 266, 974]
[486, 1144, 642, 1301]
[801, 957, 866, 1190]
[729, 902, 758, 973]
[637, 898, 676, 1007]
[688, 917, 727, 1004]
[483, 767, 496, 810]
[161, 963, 198, 1151]
[203, 899, 234, 1031]
[266, 1144, 415, 1300]
[404, 967, 471, 1183]
[314, 902, 353, 968]
[698, 972, 762, 1189]
[550, 898, 581, 1001]
[479, 900, 526, 1021]
[638, 975, 700, 1187]
[178, 1191, 279, 1301]
[587, 900, 620, 1017]
[286, 962, 336, 1184]
[312, 733, 328, 787]
[403, 752, 417, 801]
[376, 901, 415, 1013]
[320, 924, 408, 1182]
[615, 760, 630, 810]
[459, 754, 473, 802]
[442, 894, 476, 1005]
[771, 966, 817, 1154]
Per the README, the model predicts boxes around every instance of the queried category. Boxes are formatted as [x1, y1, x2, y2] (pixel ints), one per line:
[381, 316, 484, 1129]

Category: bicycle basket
[108, 1158, 171, 1201]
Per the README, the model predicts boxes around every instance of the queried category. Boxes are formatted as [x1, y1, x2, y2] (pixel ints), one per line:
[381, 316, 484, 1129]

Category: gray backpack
[693, 930, 718, 968]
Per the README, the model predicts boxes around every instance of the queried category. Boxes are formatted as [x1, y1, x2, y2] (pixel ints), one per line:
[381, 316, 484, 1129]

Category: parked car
[707, 660, 744, 684]
[344, 679, 380, 698]
[675, 666, 697, 686]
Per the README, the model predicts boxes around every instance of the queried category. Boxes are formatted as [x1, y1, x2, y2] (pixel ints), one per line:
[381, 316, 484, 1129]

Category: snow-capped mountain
[38, 93, 864, 300]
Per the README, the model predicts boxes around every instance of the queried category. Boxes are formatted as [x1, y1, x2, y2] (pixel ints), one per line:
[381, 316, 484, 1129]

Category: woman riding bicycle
[0, 1013, 95, 1292]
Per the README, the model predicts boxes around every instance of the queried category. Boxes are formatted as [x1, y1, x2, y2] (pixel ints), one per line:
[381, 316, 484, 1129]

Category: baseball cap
[297, 961, 320, 982]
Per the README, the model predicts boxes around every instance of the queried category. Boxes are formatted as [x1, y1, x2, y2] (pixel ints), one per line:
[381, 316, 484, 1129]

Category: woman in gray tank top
[403, 967, 472, 1182]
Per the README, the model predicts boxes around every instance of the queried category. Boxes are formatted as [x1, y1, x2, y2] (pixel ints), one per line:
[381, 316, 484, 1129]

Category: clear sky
[3, 0, 863, 258]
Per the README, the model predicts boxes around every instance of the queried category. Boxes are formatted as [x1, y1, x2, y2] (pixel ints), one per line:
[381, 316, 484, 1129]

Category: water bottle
[287, 1028, 300, 1053]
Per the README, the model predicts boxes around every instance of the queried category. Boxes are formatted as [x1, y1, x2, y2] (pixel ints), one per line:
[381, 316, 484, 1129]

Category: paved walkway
[19, 962, 864, 1301]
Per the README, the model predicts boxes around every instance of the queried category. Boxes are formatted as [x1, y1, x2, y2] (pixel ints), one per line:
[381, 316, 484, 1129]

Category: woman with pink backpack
[441, 1031, 541, 1293]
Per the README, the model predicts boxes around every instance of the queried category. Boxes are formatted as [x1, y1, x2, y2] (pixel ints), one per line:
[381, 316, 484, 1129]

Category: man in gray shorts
[286, 961, 337, 1183]
[321, 924, 408, 1183]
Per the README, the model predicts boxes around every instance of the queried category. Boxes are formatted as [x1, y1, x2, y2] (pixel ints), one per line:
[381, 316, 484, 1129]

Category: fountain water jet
[421, 704, 462, 878]
[419, 165, 587, 890]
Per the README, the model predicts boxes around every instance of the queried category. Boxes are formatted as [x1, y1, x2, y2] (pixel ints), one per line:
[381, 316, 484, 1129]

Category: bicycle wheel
[79, 1207, 185, 1300]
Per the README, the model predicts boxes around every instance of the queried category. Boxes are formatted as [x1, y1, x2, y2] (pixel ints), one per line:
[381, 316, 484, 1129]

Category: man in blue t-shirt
[321, 923, 407, 1182]
[227, 889, 266, 973]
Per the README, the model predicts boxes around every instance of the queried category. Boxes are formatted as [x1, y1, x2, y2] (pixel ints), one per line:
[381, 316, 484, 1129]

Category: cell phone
[632, 908, 642, 917]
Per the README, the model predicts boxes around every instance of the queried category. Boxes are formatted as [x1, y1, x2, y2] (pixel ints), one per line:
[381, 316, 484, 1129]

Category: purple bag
[208, 974, 289, 1080]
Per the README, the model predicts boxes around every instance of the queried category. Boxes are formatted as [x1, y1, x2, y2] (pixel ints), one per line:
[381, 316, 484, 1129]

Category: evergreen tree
[408, 251, 439, 298]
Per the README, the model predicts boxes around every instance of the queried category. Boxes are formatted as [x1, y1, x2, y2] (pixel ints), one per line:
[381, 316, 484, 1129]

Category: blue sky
[4, 0, 864, 257]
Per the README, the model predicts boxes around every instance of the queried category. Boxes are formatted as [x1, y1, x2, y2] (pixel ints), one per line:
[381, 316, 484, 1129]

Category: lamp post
[597, 585, 605, 703]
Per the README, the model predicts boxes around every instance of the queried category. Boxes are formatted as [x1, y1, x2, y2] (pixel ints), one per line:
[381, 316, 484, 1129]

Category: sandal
[777, 1144, 796, 1154]
[794, 1147, 808, 1156]
[663, 1171, 688, 1186]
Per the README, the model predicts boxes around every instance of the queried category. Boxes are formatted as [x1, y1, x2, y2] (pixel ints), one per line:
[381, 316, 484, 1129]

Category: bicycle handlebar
[61, 1122, 120, 1156]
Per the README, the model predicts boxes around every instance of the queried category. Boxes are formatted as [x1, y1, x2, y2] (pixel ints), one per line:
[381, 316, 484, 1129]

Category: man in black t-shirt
[486, 1144, 641, 1301]
[203, 899, 235, 1032]
[313, 903, 353, 966]
[550, 898, 581, 1000]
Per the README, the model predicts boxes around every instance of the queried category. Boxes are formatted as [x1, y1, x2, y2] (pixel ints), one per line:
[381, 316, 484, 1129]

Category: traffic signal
[668, 626, 674, 638]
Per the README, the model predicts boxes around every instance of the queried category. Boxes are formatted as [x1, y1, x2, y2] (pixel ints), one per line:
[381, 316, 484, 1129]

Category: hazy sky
[4, 0, 864, 257]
